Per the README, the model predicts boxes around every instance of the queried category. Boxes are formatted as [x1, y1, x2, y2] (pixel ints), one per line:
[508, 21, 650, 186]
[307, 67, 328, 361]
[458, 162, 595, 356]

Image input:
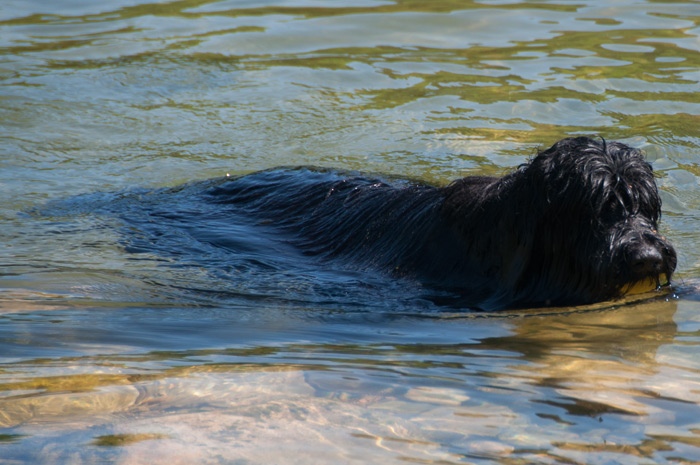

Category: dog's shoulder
[440, 175, 502, 214]
[445, 175, 500, 191]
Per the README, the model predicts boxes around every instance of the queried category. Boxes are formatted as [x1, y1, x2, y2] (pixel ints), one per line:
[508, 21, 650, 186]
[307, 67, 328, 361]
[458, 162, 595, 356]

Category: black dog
[208, 137, 677, 310]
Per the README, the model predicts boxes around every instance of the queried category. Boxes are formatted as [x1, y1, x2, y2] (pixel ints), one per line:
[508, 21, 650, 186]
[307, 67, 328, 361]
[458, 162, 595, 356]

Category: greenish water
[2, 1, 700, 463]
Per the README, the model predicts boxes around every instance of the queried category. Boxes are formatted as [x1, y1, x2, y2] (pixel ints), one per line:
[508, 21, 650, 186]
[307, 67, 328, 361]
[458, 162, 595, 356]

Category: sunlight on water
[1, 298, 700, 463]
[2, 0, 700, 463]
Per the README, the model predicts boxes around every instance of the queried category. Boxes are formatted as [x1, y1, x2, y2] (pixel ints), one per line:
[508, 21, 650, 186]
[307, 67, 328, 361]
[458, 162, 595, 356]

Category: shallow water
[2, 0, 700, 463]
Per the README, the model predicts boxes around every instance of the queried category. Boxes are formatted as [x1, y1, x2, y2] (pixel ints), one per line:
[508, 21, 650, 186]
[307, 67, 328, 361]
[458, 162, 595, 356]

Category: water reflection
[1, 297, 699, 463]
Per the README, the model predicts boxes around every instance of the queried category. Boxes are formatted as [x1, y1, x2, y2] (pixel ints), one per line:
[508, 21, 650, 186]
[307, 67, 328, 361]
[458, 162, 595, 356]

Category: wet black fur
[207, 137, 677, 310]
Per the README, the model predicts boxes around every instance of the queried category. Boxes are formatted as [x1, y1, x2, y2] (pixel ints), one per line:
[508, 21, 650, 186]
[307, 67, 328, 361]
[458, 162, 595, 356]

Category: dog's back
[207, 168, 460, 274]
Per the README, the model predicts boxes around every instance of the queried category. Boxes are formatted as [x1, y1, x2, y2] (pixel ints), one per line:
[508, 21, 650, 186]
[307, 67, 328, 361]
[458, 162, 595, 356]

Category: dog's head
[511, 136, 677, 304]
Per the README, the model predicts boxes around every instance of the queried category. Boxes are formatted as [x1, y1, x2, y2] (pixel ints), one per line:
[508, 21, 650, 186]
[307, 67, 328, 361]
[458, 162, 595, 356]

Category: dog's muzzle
[618, 228, 677, 296]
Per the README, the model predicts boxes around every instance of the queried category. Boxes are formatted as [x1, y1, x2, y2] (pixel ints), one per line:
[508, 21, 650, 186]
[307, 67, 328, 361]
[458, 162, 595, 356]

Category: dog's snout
[616, 218, 676, 284]
[630, 246, 664, 276]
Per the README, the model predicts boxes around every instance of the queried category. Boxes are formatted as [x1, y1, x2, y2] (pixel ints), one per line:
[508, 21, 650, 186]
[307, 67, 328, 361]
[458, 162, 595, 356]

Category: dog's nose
[630, 246, 664, 276]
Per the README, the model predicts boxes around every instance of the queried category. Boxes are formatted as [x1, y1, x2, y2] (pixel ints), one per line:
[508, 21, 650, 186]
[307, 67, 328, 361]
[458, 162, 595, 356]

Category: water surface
[2, 0, 700, 463]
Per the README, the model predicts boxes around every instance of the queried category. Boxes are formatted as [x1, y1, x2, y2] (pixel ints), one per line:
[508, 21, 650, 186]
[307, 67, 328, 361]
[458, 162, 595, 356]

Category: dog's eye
[600, 199, 625, 223]
[598, 189, 660, 228]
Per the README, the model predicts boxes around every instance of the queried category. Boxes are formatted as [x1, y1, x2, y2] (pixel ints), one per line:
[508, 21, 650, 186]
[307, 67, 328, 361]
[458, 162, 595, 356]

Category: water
[2, 0, 700, 463]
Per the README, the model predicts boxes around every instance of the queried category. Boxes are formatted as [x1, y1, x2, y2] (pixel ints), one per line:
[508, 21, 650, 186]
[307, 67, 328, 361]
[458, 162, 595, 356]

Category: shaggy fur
[207, 137, 677, 310]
